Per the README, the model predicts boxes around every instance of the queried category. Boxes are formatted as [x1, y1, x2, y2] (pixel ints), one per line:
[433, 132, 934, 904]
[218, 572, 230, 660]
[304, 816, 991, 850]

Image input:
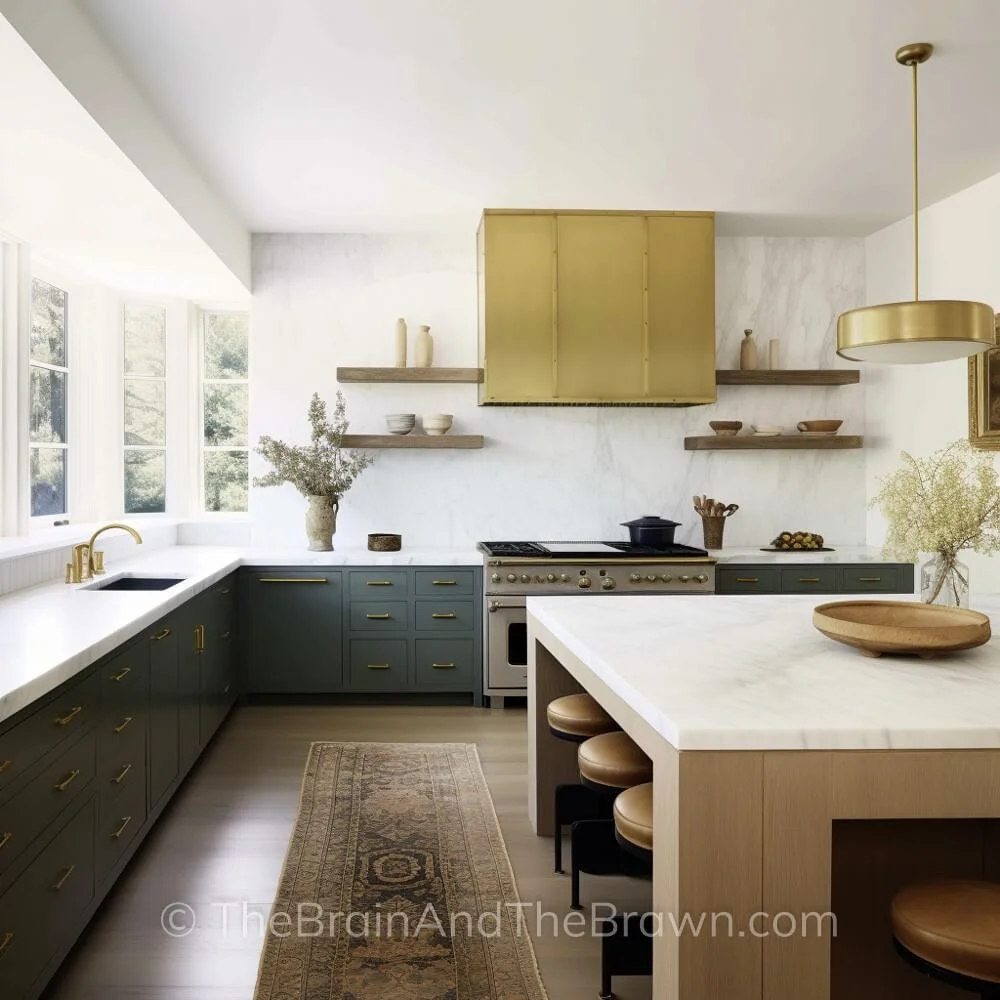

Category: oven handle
[488, 601, 525, 612]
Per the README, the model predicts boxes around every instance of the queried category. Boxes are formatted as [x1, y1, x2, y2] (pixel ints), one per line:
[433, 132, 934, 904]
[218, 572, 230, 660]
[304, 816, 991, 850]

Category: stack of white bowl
[385, 413, 416, 435]
[422, 414, 453, 436]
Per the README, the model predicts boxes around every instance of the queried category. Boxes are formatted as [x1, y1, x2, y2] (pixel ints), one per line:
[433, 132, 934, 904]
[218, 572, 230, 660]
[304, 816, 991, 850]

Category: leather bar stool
[569, 732, 653, 910]
[891, 879, 1000, 997]
[546, 694, 618, 875]
[598, 783, 655, 1000]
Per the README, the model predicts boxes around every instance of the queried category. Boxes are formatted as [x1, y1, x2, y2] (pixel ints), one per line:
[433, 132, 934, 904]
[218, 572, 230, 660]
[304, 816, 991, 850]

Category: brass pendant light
[836, 43, 995, 364]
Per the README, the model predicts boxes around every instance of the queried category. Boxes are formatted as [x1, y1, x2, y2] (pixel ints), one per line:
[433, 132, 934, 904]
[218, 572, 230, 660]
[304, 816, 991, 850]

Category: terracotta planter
[305, 495, 339, 551]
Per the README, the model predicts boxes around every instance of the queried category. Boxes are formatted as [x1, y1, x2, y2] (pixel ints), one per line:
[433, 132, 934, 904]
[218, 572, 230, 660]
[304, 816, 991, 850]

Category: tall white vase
[305, 495, 338, 551]
[414, 325, 434, 367]
[393, 318, 407, 367]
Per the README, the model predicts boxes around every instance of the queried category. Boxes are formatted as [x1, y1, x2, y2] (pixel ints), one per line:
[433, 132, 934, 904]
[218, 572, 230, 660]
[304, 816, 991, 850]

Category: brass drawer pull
[0, 760, 11, 775]
[0, 832, 12, 851]
[432, 580, 458, 586]
[858, 576, 882, 582]
[51, 864, 76, 891]
[112, 815, 133, 840]
[113, 716, 134, 735]
[0, 931, 13, 956]
[195, 624, 205, 652]
[366, 580, 393, 586]
[798, 577, 821, 584]
[259, 577, 327, 583]
[109, 666, 131, 682]
[366, 613, 392, 620]
[432, 662, 457, 670]
[54, 706, 83, 727]
[112, 763, 132, 785]
[219, 587, 231, 595]
[53, 769, 81, 792]
[431, 612, 457, 619]
[152, 627, 172, 641]
[367, 663, 391, 670]
[735, 577, 759, 584]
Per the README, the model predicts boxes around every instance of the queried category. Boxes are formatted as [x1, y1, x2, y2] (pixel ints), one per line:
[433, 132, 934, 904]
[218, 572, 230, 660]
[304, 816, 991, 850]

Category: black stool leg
[600, 912, 654, 1000]
[570, 818, 639, 910]
[554, 782, 607, 874]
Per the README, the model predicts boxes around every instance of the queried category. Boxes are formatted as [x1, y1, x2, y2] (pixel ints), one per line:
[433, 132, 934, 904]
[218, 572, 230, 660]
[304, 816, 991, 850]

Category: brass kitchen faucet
[65, 523, 143, 583]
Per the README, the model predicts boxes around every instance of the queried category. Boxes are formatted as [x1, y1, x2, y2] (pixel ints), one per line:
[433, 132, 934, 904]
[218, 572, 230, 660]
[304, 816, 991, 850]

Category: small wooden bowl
[813, 600, 991, 657]
[709, 420, 743, 436]
[368, 533, 402, 552]
[797, 419, 843, 433]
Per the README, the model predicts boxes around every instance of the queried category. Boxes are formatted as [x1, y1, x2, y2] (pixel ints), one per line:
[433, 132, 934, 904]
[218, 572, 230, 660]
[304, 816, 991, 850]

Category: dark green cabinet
[716, 562, 914, 595]
[244, 570, 343, 693]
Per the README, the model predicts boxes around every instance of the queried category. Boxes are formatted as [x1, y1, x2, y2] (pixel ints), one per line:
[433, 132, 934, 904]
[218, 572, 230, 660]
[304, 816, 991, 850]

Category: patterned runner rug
[253, 742, 548, 1000]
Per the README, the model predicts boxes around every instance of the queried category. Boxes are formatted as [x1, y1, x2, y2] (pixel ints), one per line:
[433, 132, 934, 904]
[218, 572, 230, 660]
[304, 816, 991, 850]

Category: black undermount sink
[84, 576, 185, 591]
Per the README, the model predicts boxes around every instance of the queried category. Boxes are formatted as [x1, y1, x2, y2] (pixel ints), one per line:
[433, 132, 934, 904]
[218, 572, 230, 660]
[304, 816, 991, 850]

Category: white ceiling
[78, 0, 1000, 236]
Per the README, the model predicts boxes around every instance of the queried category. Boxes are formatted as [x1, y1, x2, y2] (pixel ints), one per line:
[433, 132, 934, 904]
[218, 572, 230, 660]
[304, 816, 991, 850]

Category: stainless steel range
[480, 540, 715, 703]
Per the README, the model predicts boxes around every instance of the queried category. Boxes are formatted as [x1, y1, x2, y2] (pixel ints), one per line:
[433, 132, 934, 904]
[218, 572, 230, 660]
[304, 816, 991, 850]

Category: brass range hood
[837, 43, 995, 364]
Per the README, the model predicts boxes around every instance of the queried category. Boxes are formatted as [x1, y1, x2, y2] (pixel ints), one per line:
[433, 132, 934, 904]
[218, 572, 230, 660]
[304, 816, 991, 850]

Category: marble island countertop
[0, 544, 481, 725]
[527, 593, 1000, 752]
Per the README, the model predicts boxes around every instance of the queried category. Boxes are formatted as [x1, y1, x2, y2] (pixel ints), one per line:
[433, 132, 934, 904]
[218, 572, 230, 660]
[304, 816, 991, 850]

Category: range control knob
[646, 574, 657, 583]
[629, 573, 641, 583]
[520, 574, 531, 584]
[660, 573, 673, 583]
[535, 574, 545, 583]
[695, 573, 709, 584]
[506, 573, 517, 583]
[578, 576, 592, 590]
[679, 574, 691, 583]
[491, 573, 501, 584]
[601, 578, 616, 591]
[547, 573, 556, 583]
[560, 574, 570, 583]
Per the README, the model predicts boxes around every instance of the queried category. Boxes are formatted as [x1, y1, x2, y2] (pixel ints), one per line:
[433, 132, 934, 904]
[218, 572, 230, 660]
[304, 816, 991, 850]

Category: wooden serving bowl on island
[813, 600, 991, 657]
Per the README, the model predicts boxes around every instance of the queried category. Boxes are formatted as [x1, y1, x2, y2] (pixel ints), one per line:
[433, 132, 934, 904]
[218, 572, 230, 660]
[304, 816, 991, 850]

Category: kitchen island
[527, 593, 1000, 1000]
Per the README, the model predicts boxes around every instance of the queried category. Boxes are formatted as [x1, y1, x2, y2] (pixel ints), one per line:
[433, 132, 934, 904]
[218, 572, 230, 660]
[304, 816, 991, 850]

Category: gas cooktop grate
[478, 540, 710, 559]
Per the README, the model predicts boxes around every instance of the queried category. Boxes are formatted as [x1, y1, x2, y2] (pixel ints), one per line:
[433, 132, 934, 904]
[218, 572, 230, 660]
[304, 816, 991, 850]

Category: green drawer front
[0, 670, 99, 800]
[350, 601, 409, 631]
[0, 731, 96, 886]
[97, 772, 147, 885]
[414, 570, 476, 597]
[347, 640, 409, 690]
[349, 571, 409, 598]
[779, 567, 839, 593]
[0, 798, 96, 999]
[414, 600, 476, 632]
[840, 565, 909, 593]
[414, 639, 475, 687]
[716, 567, 780, 594]
[98, 725, 146, 807]
[100, 643, 148, 711]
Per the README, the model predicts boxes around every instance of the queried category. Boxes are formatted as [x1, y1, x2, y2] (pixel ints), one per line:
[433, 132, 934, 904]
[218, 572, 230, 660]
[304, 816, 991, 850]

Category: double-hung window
[123, 303, 167, 513]
[29, 277, 69, 517]
[201, 311, 249, 512]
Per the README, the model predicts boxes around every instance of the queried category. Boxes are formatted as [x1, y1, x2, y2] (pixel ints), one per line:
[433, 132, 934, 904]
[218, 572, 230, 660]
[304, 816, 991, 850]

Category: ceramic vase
[768, 338, 780, 370]
[415, 325, 434, 367]
[740, 329, 758, 371]
[920, 552, 969, 608]
[393, 318, 407, 367]
[305, 495, 339, 551]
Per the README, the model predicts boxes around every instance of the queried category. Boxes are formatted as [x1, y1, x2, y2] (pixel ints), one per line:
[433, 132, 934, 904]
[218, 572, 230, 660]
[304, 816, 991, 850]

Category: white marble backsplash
[251, 234, 866, 550]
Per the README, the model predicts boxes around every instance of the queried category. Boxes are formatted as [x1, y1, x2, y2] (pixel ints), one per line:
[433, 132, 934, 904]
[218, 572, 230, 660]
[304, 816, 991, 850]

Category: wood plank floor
[43, 705, 653, 1000]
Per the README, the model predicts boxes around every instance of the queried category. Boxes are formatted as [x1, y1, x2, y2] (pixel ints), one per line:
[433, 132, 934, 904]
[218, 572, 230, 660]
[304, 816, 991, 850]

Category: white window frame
[197, 307, 250, 516]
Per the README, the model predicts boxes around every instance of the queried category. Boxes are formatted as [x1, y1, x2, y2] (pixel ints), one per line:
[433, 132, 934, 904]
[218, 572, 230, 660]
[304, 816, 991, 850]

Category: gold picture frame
[968, 313, 1000, 450]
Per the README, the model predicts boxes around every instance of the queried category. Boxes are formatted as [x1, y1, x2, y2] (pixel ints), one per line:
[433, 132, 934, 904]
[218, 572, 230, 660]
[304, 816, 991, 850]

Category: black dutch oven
[621, 515, 680, 548]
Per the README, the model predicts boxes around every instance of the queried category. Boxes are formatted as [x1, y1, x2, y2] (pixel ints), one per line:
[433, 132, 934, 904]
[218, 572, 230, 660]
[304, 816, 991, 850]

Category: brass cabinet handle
[112, 815, 133, 840]
[219, 587, 231, 595]
[109, 666, 131, 682]
[258, 577, 327, 583]
[798, 578, 821, 584]
[112, 763, 132, 785]
[53, 769, 81, 792]
[0, 931, 13, 956]
[366, 580, 393, 586]
[858, 576, 882, 582]
[431, 612, 457, 619]
[367, 663, 391, 670]
[54, 706, 83, 727]
[366, 613, 392, 620]
[0, 760, 11, 775]
[0, 832, 12, 851]
[113, 716, 133, 735]
[735, 577, 759, 584]
[195, 624, 205, 652]
[152, 627, 172, 641]
[220, 631, 231, 640]
[432, 662, 457, 670]
[432, 580, 458, 586]
[51, 864, 76, 891]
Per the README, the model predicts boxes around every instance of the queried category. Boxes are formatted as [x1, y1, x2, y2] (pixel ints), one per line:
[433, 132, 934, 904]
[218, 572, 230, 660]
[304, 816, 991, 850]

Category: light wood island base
[529, 624, 1000, 1000]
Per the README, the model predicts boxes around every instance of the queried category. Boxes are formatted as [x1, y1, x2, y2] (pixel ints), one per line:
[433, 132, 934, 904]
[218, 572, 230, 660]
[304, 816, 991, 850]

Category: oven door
[486, 597, 528, 690]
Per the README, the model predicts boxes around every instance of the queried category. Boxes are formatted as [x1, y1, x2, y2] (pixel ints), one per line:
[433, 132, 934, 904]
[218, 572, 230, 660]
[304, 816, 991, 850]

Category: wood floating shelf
[342, 434, 484, 450]
[715, 370, 860, 386]
[337, 367, 484, 384]
[684, 435, 863, 451]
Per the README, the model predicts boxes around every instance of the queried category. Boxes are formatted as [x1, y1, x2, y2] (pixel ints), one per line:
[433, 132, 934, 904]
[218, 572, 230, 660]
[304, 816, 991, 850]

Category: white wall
[251, 234, 866, 550]
[865, 170, 1000, 594]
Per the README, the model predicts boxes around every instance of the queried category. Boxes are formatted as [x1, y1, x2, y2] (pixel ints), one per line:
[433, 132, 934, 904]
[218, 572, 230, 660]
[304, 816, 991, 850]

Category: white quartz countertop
[0, 544, 481, 725]
[710, 545, 904, 565]
[527, 593, 1000, 751]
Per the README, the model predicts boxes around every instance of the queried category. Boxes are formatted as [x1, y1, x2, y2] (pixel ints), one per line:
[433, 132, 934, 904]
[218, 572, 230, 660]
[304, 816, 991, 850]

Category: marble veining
[528, 593, 1000, 751]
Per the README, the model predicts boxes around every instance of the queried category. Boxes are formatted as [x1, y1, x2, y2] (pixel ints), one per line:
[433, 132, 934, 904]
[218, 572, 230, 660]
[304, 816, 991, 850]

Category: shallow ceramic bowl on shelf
[385, 413, 416, 435]
[422, 413, 453, 436]
[709, 420, 743, 436]
[812, 600, 991, 657]
[751, 425, 782, 436]
[797, 419, 843, 437]
[368, 533, 402, 552]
